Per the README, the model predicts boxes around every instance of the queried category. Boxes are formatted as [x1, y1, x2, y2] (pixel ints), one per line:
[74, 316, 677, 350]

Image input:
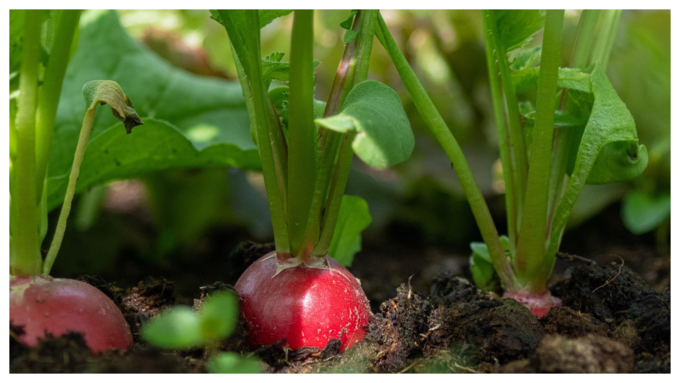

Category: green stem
[514, 10, 564, 290]
[548, 9, 600, 231]
[571, 10, 601, 69]
[43, 109, 96, 275]
[239, 10, 291, 254]
[306, 11, 366, 255]
[487, 12, 528, 224]
[591, 10, 621, 69]
[287, 10, 318, 258]
[376, 13, 515, 290]
[11, 10, 43, 277]
[313, 10, 378, 256]
[35, 10, 82, 201]
[482, 10, 518, 247]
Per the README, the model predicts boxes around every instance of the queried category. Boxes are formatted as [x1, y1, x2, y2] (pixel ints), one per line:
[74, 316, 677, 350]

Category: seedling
[9, 11, 142, 352]
[143, 291, 261, 373]
[376, 10, 647, 316]
[212, 10, 414, 350]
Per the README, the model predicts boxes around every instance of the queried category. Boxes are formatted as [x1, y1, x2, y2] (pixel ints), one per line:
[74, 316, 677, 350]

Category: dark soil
[10, 198, 670, 373]
[10, 251, 670, 373]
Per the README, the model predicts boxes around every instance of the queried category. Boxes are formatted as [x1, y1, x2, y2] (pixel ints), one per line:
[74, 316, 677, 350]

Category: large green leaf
[315, 80, 414, 168]
[47, 11, 257, 210]
[328, 195, 372, 267]
[493, 10, 545, 51]
[548, 66, 648, 255]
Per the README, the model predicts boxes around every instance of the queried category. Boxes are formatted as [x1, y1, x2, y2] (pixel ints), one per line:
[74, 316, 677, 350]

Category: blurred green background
[48, 10, 670, 285]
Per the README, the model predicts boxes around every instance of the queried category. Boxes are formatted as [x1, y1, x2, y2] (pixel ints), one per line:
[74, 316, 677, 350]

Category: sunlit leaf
[47, 11, 257, 210]
[316, 80, 414, 168]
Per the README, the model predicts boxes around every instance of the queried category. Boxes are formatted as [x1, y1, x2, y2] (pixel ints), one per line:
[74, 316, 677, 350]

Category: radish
[235, 252, 370, 351]
[10, 276, 133, 353]
[10, 24, 141, 355]
[216, 11, 413, 352]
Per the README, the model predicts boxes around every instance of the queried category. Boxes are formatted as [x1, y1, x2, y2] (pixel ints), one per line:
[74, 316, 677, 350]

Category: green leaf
[328, 195, 372, 266]
[340, 10, 359, 43]
[621, 191, 670, 235]
[47, 11, 257, 211]
[469, 235, 511, 291]
[142, 307, 203, 349]
[199, 291, 239, 342]
[210, 10, 290, 30]
[513, 67, 591, 94]
[207, 353, 261, 374]
[258, 10, 293, 28]
[493, 10, 545, 51]
[315, 80, 414, 168]
[549, 66, 648, 255]
[509, 46, 541, 70]
[262, 53, 321, 90]
[587, 140, 649, 184]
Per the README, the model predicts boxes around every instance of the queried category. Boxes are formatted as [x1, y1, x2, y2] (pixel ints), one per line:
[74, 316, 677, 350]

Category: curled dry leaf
[82, 80, 143, 133]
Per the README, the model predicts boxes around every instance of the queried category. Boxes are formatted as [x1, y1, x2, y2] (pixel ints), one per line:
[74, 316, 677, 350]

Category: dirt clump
[540, 306, 608, 338]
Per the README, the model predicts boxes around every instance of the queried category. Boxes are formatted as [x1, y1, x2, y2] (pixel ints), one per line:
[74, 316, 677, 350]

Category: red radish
[10, 276, 133, 353]
[235, 252, 371, 351]
[503, 290, 562, 318]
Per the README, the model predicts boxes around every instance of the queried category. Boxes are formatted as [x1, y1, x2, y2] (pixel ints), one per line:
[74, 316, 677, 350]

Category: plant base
[503, 289, 562, 318]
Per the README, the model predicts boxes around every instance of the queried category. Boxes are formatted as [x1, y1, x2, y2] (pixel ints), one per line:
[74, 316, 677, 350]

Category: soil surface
[10, 251, 670, 373]
[10, 203, 670, 373]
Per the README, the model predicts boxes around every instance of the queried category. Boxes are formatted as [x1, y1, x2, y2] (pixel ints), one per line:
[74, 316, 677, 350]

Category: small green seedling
[142, 291, 261, 373]
[375, 10, 647, 316]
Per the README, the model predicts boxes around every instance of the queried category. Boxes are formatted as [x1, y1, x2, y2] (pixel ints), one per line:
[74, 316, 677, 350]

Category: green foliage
[328, 195, 372, 266]
[316, 80, 414, 168]
[142, 291, 238, 349]
[258, 10, 293, 28]
[143, 291, 260, 373]
[210, 9, 292, 30]
[549, 66, 648, 255]
[340, 10, 359, 43]
[206, 353, 261, 374]
[47, 11, 257, 210]
[512, 67, 591, 94]
[621, 191, 670, 235]
[469, 236, 510, 291]
[493, 10, 545, 51]
[142, 307, 204, 349]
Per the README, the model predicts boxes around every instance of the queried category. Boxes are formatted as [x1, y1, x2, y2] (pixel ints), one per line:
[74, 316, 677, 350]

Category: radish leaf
[492, 10, 545, 51]
[329, 195, 372, 266]
[621, 191, 670, 235]
[47, 11, 256, 210]
[142, 307, 203, 349]
[316, 80, 414, 168]
[549, 66, 648, 255]
[207, 352, 261, 373]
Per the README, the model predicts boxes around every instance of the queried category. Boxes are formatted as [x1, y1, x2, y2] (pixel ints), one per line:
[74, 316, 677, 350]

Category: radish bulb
[235, 252, 371, 351]
[10, 276, 133, 353]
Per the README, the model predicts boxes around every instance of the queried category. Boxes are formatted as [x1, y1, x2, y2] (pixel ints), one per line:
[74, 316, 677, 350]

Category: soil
[10, 204, 670, 373]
